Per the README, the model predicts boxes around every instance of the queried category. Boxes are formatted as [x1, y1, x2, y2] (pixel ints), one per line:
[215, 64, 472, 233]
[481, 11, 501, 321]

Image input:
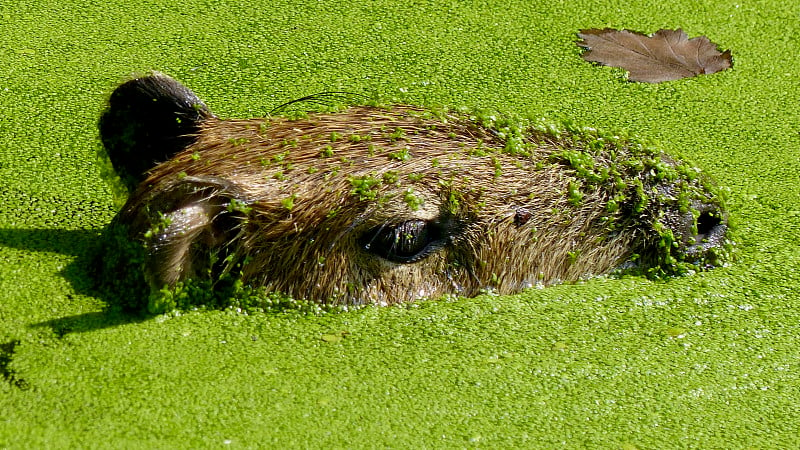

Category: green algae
[1, 0, 799, 448]
[348, 174, 382, 201]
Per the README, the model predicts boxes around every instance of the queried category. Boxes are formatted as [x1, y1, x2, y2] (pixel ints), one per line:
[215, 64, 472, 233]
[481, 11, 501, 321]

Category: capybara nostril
[682, 208, 729, 265]
[695, 211, 724, 243]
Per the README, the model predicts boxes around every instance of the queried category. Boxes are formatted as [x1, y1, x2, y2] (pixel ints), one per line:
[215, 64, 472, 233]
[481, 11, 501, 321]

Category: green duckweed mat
[1, 0, 798, 447]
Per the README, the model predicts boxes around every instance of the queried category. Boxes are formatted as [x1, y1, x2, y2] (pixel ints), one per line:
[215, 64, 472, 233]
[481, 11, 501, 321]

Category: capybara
[98, 73, 730, 310]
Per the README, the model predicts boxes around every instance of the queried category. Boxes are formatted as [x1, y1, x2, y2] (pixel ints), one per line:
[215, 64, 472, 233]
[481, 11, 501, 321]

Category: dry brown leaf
[576, 28, 732, 83]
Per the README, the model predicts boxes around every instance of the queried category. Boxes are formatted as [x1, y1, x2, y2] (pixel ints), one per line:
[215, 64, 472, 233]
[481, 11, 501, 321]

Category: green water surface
[1, 0, 798, 447]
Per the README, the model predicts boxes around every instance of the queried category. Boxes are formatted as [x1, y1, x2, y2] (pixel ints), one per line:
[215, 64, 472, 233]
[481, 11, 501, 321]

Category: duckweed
[2, 0, 796, 448]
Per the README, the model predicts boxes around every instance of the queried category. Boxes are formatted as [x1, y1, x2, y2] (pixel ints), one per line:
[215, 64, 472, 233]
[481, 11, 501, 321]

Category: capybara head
[98, 73, 731, 311]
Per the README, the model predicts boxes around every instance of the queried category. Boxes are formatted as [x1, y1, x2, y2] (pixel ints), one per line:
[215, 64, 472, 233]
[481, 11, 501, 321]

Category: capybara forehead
[148, 106, 624, 211]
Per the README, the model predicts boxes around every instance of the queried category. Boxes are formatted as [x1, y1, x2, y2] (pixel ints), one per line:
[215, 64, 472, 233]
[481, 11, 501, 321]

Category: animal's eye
[360, 219, 446, 263]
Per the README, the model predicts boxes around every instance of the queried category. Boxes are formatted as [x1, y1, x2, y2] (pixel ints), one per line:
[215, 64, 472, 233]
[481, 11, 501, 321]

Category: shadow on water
[0, 227, 148, 334]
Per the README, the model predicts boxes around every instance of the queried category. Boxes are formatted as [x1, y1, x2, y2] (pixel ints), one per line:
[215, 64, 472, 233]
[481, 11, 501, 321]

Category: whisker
[269, 92, 369, 115]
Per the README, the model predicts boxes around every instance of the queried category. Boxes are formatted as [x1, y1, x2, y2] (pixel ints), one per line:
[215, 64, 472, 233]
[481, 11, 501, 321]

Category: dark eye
[360, 219, 446, 263]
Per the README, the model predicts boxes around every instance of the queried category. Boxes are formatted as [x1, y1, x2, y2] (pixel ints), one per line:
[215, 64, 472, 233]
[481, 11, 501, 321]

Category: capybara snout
[99, 73, 731, 309]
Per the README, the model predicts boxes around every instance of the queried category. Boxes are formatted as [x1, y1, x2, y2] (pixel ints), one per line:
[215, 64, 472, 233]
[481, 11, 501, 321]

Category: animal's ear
[120, 176, 248, 298]
[99, 72, 213, 193]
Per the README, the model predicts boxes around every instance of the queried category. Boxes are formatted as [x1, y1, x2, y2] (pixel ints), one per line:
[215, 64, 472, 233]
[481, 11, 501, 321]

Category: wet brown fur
[113, 104, 723, 305]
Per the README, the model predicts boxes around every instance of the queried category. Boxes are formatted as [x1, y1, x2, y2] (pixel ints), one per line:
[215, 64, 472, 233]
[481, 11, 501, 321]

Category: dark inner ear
[99, 73, 212, 192]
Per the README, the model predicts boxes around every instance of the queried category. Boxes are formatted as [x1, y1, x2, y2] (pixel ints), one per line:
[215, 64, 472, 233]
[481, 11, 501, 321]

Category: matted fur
[111, 102, 728, 306]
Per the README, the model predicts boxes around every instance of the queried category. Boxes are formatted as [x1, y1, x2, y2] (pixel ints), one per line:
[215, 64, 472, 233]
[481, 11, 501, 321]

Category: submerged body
[99, 74, 730, 309]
